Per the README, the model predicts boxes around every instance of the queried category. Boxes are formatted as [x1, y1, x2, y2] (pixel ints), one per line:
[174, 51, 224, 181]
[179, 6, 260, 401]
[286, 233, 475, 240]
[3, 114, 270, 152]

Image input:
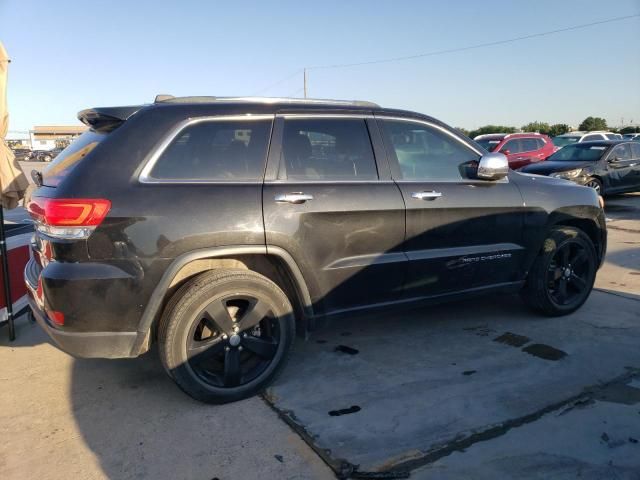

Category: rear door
[376, 116, 526, 299]
[262, 114, 406, 315]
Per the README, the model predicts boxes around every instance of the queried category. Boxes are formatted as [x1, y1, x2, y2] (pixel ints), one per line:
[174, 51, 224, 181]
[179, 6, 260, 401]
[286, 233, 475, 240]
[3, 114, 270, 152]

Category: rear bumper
[24, 258, 139, 358]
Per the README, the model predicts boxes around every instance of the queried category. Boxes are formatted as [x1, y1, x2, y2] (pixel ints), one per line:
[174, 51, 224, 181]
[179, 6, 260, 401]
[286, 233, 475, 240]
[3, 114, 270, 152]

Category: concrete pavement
[0, 193, 638, 479]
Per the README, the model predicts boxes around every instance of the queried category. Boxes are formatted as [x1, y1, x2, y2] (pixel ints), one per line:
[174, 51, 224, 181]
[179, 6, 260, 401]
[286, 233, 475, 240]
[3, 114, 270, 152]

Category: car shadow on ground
[67, 290, 640, 478]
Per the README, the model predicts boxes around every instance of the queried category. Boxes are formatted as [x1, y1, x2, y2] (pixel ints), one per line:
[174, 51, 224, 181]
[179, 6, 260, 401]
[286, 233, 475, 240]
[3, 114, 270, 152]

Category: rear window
[148, 119, 272, 181]
[475, 138, 502, 152]
[547, 144, 608, 162]
[43, 131, 106, 187]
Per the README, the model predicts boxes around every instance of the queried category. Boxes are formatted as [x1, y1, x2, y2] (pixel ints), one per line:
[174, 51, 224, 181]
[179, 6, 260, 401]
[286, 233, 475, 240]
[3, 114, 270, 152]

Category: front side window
[502, 139, 522, 154]
[150, 119, 272, 180]
[280, 118, 378, 181]
[608, 144, 632, 161]
[631, 143, 640, 158]
[380, 120, 479, 181]
[521, 138, 539, 152]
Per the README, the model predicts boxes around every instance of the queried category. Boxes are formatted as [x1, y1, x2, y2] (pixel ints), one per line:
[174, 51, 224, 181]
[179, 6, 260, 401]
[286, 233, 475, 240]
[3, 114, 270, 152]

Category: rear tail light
[47, 310, 65, 326]
[27, 198, 111, 239]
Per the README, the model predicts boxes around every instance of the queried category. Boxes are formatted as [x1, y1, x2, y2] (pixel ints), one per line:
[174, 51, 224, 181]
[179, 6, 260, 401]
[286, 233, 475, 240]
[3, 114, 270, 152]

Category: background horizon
[2, 0, 639, 134]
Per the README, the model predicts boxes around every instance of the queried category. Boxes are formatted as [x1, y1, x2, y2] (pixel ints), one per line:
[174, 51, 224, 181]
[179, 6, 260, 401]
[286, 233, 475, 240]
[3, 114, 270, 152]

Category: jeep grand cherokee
[25, 96, 606, 403]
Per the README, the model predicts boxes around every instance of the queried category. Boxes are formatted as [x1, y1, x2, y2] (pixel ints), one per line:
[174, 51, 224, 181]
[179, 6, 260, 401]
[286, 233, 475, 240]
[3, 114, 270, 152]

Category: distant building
[29, 125, 86, 150]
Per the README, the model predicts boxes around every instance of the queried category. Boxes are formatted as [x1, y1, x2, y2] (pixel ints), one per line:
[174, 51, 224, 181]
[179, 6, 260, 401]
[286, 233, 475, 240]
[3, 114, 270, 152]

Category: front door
[605, 143, 637, 192]
[263, 115, 406, 315]
[376, 116, 526, 299]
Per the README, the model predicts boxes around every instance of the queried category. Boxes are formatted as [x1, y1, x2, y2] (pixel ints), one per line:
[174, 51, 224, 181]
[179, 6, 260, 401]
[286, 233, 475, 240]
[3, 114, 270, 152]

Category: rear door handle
[411, 191, 442, 200]
[274, 192, 314, 204]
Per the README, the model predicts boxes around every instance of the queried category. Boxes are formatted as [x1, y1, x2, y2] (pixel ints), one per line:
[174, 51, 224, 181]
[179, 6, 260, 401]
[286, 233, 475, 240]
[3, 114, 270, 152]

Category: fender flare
[130, 245, 313, 356]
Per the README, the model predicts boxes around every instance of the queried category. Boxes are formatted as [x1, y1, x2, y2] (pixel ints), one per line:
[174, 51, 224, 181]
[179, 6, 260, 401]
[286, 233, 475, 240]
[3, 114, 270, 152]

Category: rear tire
[521, 227, 597, 316]
[158, 269, 295, 404]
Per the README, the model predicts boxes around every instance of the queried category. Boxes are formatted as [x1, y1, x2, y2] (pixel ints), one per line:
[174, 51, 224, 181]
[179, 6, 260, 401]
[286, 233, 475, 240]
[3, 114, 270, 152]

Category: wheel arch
[549, 216, 605, 266]
[130, 245, 314, 356]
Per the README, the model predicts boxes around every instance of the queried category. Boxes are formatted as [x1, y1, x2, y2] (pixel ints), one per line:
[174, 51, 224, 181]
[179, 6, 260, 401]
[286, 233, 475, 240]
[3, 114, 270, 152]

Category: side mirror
[477, 152, 509, 180]
[500, 149, 511, 155]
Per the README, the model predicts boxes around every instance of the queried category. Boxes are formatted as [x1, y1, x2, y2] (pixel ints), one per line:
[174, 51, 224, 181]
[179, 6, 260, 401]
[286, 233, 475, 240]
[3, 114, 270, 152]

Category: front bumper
[24, 258, 139, 358]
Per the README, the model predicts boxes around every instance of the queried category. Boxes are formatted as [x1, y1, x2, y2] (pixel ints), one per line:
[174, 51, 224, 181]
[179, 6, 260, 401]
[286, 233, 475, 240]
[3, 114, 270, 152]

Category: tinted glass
[609, 144, 632, 161]
[502, 139, 521, 154]
[631, 143, 640, 158]
[280, 118, 377, 180]
[43, 131, 105, 187]
[547, 144, 608, 162]
[552, 136, 579, 148]
[582, 134, 603, 142]
[150, 119, 272, 180]
[605, 133, 617, 140]
[380, 120, 479, 181]
[475, 138, 502, 152]
[522, 138, 539, 152]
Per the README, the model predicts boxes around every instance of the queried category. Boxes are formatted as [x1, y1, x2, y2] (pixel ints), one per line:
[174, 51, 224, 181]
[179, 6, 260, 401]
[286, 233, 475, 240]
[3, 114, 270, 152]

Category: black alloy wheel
[186, 295, 280, 388]
[521, 226, 597, 316]
[546, 240, 593, 308]
[158, 269, 295, 404]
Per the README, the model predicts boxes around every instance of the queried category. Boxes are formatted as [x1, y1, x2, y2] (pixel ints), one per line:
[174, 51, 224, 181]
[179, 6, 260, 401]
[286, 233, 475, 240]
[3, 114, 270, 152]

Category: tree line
[459, 117, 640, 139]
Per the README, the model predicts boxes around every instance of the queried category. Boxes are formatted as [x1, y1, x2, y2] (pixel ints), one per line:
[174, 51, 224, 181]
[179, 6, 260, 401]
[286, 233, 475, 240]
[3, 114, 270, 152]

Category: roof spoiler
[77, 105, 143, 132]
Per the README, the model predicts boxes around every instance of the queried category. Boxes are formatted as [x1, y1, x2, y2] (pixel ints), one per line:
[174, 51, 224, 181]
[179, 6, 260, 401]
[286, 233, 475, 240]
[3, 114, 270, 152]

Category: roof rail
[154, 95, 380, 108]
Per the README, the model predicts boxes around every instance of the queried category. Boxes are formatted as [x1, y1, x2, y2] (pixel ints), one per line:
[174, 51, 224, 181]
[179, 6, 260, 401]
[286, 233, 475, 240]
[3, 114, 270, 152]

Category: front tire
[158, 269, 295, 404]
[521, 227, 597, 316]
[584, 177, 602, 195]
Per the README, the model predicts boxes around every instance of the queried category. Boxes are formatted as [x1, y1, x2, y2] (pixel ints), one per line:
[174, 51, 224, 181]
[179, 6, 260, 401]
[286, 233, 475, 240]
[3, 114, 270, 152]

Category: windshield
[552, 136, 580, 148]
[42, 131, 107, 187]
[475, 139, 502, 152]
[547, 143, 608, 162]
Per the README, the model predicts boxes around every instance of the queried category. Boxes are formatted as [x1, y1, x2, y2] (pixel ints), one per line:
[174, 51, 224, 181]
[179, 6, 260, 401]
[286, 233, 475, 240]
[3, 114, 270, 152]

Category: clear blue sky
[2, 0, 639, 133]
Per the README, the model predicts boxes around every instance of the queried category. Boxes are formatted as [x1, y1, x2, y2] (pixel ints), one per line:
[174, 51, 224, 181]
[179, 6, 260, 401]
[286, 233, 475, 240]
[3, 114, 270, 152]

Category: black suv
[25, 96, 606, 403]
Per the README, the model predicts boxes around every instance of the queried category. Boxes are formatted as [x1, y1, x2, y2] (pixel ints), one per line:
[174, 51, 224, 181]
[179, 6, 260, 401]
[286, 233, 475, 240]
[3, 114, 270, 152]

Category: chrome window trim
[138, 114, 275, 184]
[375, 115, 484, 156]
[277, 113, 372, 119]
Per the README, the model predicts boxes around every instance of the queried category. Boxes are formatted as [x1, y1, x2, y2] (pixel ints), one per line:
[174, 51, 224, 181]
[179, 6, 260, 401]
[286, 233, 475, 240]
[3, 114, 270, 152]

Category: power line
[250, 69, 302, 95]
[307, 13, 640, 70]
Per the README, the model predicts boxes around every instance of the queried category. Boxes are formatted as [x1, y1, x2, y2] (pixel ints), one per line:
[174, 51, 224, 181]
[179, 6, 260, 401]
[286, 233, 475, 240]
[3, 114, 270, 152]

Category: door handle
[274, 192, 314, 204]
[411, 191, 442, 200]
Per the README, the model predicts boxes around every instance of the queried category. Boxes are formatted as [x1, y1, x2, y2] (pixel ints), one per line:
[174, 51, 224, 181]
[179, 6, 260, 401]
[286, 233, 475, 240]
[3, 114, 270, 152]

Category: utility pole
[303, 68, 307, 98]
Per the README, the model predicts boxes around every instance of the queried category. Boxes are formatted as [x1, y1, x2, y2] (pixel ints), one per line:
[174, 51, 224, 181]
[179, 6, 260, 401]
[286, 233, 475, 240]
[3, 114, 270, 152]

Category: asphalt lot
[1, 165, 639, 479]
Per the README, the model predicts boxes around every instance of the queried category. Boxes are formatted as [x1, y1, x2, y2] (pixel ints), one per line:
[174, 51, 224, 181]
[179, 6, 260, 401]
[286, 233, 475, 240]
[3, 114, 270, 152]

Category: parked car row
[552, 131, 623, 148]
[472, 130, 640, 195]
[519, 140, 640, 196]
[474, 133, 555, 169]
[9, 148, 63, 162]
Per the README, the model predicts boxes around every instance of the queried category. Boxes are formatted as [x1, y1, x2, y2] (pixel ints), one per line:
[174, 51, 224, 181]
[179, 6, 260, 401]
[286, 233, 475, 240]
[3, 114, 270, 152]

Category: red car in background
[474, 133, 556, 169]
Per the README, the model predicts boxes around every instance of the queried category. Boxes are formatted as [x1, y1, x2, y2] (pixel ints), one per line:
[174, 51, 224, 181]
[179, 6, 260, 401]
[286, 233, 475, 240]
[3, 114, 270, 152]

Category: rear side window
[280, 118, 378, 181]
[43, 131, 105, 187]
[149, 119, 272, 181]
